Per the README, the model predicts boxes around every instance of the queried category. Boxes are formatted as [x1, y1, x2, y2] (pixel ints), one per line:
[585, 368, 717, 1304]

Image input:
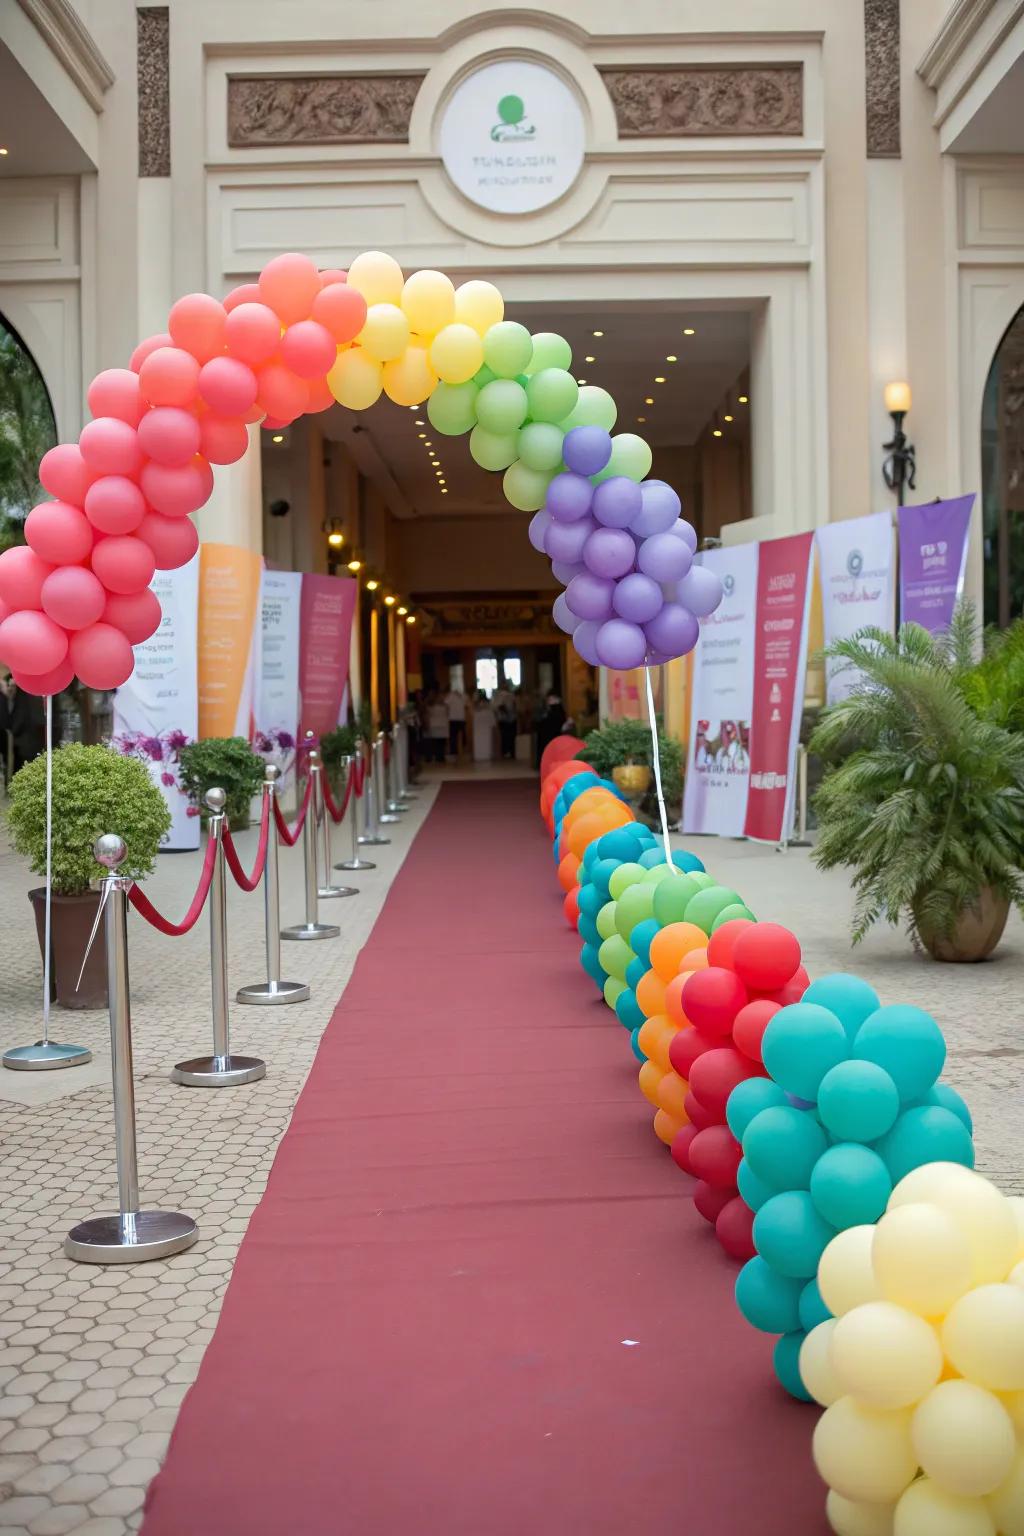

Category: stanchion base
[281, 921, 340, 942]
[3, 1041, 92, 1072]
[358, 833, 390, 846]
[317, 883, 358, 899]
[335, 856, 376, 871]
[236, 979, 310, 1006]
[385, 802, 408, 815]
[378, 813, 401, 825]
[171, 1054, 267, 1087]
[65, 1209, 198, 1265]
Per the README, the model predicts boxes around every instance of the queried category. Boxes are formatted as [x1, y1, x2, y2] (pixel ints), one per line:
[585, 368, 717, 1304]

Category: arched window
[982, 303, 1024, 627]
[0, 316, 57, 550]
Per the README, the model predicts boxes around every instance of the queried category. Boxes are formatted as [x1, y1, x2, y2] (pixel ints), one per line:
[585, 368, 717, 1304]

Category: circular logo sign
[439, 60, 586, 215]
[846, 548, 864, 577]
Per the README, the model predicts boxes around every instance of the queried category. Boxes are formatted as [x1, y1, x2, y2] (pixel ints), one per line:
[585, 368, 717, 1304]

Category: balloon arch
[0, 250, 722, 697]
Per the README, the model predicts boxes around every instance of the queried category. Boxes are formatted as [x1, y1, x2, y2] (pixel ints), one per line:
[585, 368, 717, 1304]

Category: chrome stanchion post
[282, 764, 340, 942]
[172, 788, 267, 1085]
[377, 733, 400, 825]
[335, 753, 375, 871]
[237, 766, 310, 1005]
[65, 835, 198, 1262]
[790, 744, 812, 849]
[397, 719, 417, 801]
[312, 749, 357, 900]
[358, 738, 390, 847]
[385, 724, 406, 815]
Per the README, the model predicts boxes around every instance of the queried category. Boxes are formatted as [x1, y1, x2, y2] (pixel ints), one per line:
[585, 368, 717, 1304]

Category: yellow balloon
[357, 303, 410, 363]
[889, 1165, 1019, 1286]
[1002, 1390, 1024, 1437]
[453, 279, 504, 335]
[327, 347, 382, 410]
[826, 1491, 896, 1536]
[346, 249, 404, 306]
[400, 270, 455, 337]
[987, 1449, 1024, 1536]
[942, 1284, 1024, 1391]
[383, 343, 438, 407]
[814, 1398, 917, 1505]
[1009, 1196, 1024, 1261]
[800, 1320, 844, 1408]
[893, 1480, 996, 1536]
[429, 323, 485, 385]
[830, 1301, 943, 1409]
[819, 1226, 884, 1317]
[911, 1380, 1016, 1497]
[873, 1203, 973, 1317]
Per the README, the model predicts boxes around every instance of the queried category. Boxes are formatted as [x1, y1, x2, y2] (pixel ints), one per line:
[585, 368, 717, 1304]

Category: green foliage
[355, 698, 373, 743]
[810, 613, 1024, 943]
[177, 737, 264, 824]
[7, 744, 172, 895]
[320, 723, 359, 769]
[959, 617, 1024, 735]
[576, 716, 684, 806]
[0, 323, 56, 533]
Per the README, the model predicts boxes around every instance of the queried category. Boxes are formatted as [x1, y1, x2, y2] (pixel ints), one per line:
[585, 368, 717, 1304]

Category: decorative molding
[227, 74, 424, 148]
[137, 6, 170, 178]
[600, 64, 803, 138]
[419, 595, 562, 640]
[15, 0, 114, 112]
[917, 0, 1001, 87]
[865, 0, 901, 157]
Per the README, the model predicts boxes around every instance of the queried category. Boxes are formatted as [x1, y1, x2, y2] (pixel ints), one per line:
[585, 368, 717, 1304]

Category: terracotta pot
[613, 763, 652, 796]
[915, 887, 1010, 963]
[28, 887, 107, 1009]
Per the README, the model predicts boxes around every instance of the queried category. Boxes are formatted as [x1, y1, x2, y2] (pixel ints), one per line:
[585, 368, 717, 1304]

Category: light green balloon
[596, 900, 619, 942]
[483, 321, 534, 379]
[712, 903, 756, 931]
[526, 332, 573, 374]
[642, 864, 673, 886]
[615, 883, 654, 941]
[526, 368, 579, 425]
[476, 378, 529, 434]
[470, 425, 518, 471]
[560, 383, 617, 432]
[473, 364, 497, 388]
[608, 861, 646, 900]
[598, 934, 634, 984]
[604, 975, 627, 1009]
[427, 381, 478, 436]
[689, 872, 717, 891]
[502, 458, 553, 512]
[516, 422, 565, 473]
[593, 433, 653, 485]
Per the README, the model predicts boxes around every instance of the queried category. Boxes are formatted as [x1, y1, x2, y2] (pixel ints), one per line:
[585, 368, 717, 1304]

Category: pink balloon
[223, 282, 262, 313]
[39, 443, 97, 505]
[199, 415, 249, 464]
[311, 283, 367, 344]
[138, 346, 201, 408]
[25, 501, 94, 564]
[91, 536, 156, 595]
[319, 268, 347, 287]
[139, 455, 213, 517]
[41, 566, 107, 630]
[224, 303, 281, 368]
[129, 332, 173, 373]
[279, 320, 336, 380]
[137, 406, 201, 467]
[0, 545, 54, 610]
[12, 655, 75, 697]
[261, 415, 289, 432]
[79, 418, 143, 478]
[305, 377, 335, 414]
[258, 252, 320, 325]
[198, 356, 258, 416]
[136, 510, 199, 570]
[168, 293, 227, 363]
[87, 369, 145, 427]
[103, 587, 162, 644]
[69, 622, 134, 690]
[0, 610, 69, 674]
[255, 363, 307, 422]
[0, 597, 9, 625]
[83, 476, 146, 536]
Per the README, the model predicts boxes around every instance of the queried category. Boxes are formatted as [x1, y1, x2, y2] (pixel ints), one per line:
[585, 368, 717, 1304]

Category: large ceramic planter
[28, 887, 107, 1009]
[915, 887, 1010, 963]
[613, 763, 652, 797]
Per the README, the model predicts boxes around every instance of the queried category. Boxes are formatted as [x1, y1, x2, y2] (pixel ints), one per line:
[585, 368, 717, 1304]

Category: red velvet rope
[222, 795, 271, 892]
[321, 761, 355, 825]
[128, 835, 218, 936]
[273, 774, 313, 848]
[382, 734, 390, 764]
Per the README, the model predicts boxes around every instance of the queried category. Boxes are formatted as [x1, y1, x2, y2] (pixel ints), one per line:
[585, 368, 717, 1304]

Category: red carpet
[142, 782, 828, 1535]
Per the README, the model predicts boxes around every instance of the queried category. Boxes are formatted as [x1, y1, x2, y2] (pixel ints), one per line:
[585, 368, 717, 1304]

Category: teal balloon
[852, 1004, 946, 1102]
[482, 320, 533, 378]
[630, 1024, 646, 1062]
[580, 943, 605, 984]
[774, 1331, 812, 1402]
[684, 886, 744, 935]
[625, 956, 647, 991]
[816, 1060, 900, 1143]
[917, 1082, 973, 1133]
[473, 363, 496, 388]
[810, 1144, 892, 1230]
[712, 903, 756, 931]
[577, 882, 604, 920]
[652, 874, 701, 926]
[593, 432, 653, 485]
[742, 1106, 828, 1192]
[761, 1003, 850, 1101]
[801, 974, 881, 1041]
[577, 916, 601, 948]
[476, 378, 529, 434]
[503, 459, 553, 512]
[734, 1257, 803, 1335]
[875, 1105, 974, 1184]
[737, 1157, 774, 1213]
[597, 825, 646, 859]
[590, 858, 620, 898]
[470, 424, 518, 471]
[798, 1278, 832, 1333]
[616, 988, 645, 1032]
[525, 331, 572, 374]
[630, 918, 660, 968]
[516, 421, 564, 472]
[526, 368, 579, 424]
[559, 383, 617, 432]
[726, 1078, 789, 1141]
[753, 1191, 835, 1280]
[598, 934, 634, 983]
[615, 883, 655, 941]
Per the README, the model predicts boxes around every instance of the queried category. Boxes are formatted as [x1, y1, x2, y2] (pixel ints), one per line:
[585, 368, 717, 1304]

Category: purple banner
[898, 494, 975, 632]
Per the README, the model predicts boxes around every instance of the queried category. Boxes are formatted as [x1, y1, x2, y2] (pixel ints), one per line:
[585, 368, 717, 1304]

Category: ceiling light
[645, 397, 654, 405]
[585, 355, 596, 363]
[440, 488, 448, 494]
[347, 559, 362, 572]
[418, 432, 426, 439]
[683, 327, 695, 336]
[637, 416, 646, 424]
[738, 395, 749, 404]
[406, 614, 417, 624]
[414, 419, 424, 426]
[384, 594, 396, 606]
[724, 414, 734, 422]
[578, 379, 587, 385]
[592, 330, 603, 337]
[654, 376, 666, 384]
[327, 531, 344, 547]
[438, 478, 446, 486]
[0, 149, 8, 158]
[666, 355, 677, 362]
[272, 434, 284, 444]
[366, 578, 379, 591]
[712, 429, 723, 438]
[398, 606, 408, 616]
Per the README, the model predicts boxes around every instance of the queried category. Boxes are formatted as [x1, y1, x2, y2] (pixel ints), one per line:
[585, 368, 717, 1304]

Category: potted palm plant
[177, 736, 264, 832]
[7, 743, 171, 1007]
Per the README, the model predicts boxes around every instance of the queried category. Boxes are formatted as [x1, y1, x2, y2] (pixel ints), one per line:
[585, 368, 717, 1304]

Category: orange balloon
[557, 852, 580, 892]
[649, 923, 709, 983]
[636, 968, 667, 1020]
[563, 886, 579, 928]
[654, 1109, 684, 1146]
[638, 1059, 665, 1107]
[655, 1069, 689, 1121]
[681, 949, 709, 972]
[542, 758, 589, 797]
[567, 812, 612, 859]
[664, 973, 691, 1028]
[540, 736, 585, 783]
[638, 1014, 677, 1072]
[563, 786, 623, 827]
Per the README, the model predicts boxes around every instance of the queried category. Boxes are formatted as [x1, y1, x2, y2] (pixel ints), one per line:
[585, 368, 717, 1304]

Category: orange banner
[197, 543, 262, 740]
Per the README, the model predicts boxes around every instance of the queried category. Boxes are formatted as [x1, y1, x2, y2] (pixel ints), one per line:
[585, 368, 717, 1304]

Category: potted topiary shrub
[320, 722, 359, 798]
[177, 736, 265, 832]
[7, 743, 172, 1008]
[576, 716, 683, 824]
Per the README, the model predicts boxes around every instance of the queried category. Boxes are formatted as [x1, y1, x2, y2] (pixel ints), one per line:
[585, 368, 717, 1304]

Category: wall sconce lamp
[882, 381, 916, 506]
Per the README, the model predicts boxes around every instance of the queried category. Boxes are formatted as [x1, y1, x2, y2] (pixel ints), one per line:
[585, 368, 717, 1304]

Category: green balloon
[596, 900, 619, 942]
[526, 332, 573, 374]
[470, 425, 518, 472]
[604, 975, 627, 1009]
[685, 886, 745, 935]
[559, 383, 617, 432]
[598, 934, 634, 984]
[516, 422, 564, 473]
[502, 458, 553, 512]
[483, 321, 533, 379]
[526, 368, 579, 425]
[608, 861, 646, 900]
[427, 380, 478, 436]
[473, 364, 497, 388]
[689, 872, 718, 891]
[711, 903, 756, 931]
[476, 378, 529, 434]
[651, 874, 701, 926]
[615, 883, 655, 941]
[642, 864, 673, 886]
[593, 433, 653, 485]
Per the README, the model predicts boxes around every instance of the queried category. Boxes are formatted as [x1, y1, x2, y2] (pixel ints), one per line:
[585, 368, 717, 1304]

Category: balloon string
[644, 663, 679, 876]
[43, 693, 52, 1043]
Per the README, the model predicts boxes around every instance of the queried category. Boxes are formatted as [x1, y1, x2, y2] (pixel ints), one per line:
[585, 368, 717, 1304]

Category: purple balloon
[632, 479, 681, 538]
[552, 592, 578, 635]
[583, 526, 635, 579]
[645, 649, 674, 666]
[566, 572, 615, 621]
[545, 514, 594, 565]
[637, 531, 692, 583]
[592, 476, 643, 530]
[563, 425, 612, 477]
[573, 619, 602, 666]
[612, 571, 663, 624]
[669, 517, 699, 553]
[546, 470, 594, 524]
[644, 602, 699, 659]
[528, 509, 552, 552]
[596, 618, 647, 670]
[676, 563, 723, 618]
[551, 559, 583, 585]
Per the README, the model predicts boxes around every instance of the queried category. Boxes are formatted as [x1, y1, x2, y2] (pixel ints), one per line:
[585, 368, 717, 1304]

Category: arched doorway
[0, 314, 57, 549]
[982, 303, 1024, 627]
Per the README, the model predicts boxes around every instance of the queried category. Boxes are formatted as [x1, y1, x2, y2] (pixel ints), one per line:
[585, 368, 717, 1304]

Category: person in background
[492, 681, 517, 760]
[0, 673, 46, 781]
[425, 690, 449, 764]
[535, 691, 567, 766]
[445, 682, 467, 761]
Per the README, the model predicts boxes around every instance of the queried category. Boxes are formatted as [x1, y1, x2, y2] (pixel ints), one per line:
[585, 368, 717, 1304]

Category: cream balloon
[1009, 1196, 1024, 1261]
[327, 348, 383, 410]
[911, 1380, 1017, 1497]
[1003, 1390, 1024, 1437]
[942, 1284, 1024, 1391]
[830, 1302, 943, 1410]
[819, 1226, 884, 1318]
[889, 1166, 1019, 1286]
[357, 303, 410, 363]
[987, 1449, 1024, 1536]
[826, 1491, 896, 1536]
[893, 1479, 996, 1536]
[429, 323, 485, 385]
[453, 279, 504, 335]
[1011, 1260, 1024, 1289]
[873, 1203, 973, 1317]
[813, 1398, 918, 1505]
[400, 270, 456, 338]
[346, 250, 404, 307]
[800, 1320, 844, 1407]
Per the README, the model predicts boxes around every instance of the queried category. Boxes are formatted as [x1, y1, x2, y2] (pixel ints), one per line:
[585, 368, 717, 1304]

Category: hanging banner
[112, 555, 200, 851]
[255, 569, 302, 792]
[815, 511, 895, 704]
[681, 544, 759, 838]
[197, 543, 262, 740]
[744, 531, 815, 844]
[298, 573, 358, 738]
[898, 494, 975, 632]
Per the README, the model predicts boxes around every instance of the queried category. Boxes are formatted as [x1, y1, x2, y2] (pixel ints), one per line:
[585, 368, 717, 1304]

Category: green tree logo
[491, 93, 535, 142]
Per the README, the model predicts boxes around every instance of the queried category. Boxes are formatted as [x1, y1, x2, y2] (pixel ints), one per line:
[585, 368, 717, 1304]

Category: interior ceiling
[0, 44, 95, 176]
[320, 303, 750, 520]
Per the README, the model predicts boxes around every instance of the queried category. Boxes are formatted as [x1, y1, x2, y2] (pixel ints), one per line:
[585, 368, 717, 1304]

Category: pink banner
[743, 531, 814, 844]
[298, 574, 357, 738]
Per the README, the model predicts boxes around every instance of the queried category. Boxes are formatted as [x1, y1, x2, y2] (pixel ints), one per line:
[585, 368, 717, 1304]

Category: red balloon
[129, 332, 173, 373]
[689, 1125, 743, 1188]
[79, 418, 143, 478]
[707, 917, 755, 971]
[224, 303, 282, 368]
[199, 414, 249, 465]
[670, 1122, 699, 1175]
[311, 282, 367, 344]
[683, 1090, 716, 1132]
[731, 922, 802, 991]
[87, 369, 145, 427]
[91, 536, 156, 595]
[223, 283, 262, 313]
[140, 456, 213, 517]
[716, 1196, 756, 1261]
[25, 501, 94, 565]
[732, 999, 781, 1064]
[168, 292, 227, 363]
[563, 886, 579, 928]
[668, 1025, 714, 1080]
[103, 587, 162, 644]
[681, 967, 748, 1037]
[199, 356, 258, 416]
[318, 267, 348, 287]
[775, 965, 810, 1006]
[688, 1047, 763, 1120]
[137, 406, 201, 467]
[13, 654, 75, 697]
[41, 567, 106, 630]
[540, 735, 585, 783]
[138, 346, 201, 409]
[135, 511, 198, 571]
[693, 1180, 736, 1225]
[256, 362, 307, 422]
[280, 320, 336, 380]
[258, 252, 321, 325]
[69, 623, 134, 689]
[0, 545, 53, 610]
[39, 443, 97, 506]
[0, 610, 68, 674]
[305, 377, 336, 414]
[84, 476, 146, 535]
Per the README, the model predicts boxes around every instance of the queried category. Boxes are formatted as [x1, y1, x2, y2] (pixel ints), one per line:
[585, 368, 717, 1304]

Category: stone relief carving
[227, 74, 424, 147]
[137, 6, 170, 177]
[864, 0, 901, 157]
[601, 65, 803, 137]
